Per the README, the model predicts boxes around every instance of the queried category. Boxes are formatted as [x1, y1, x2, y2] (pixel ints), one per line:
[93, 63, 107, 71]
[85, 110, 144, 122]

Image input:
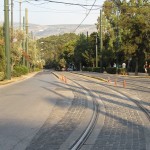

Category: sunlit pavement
[0, 70, 149, 150]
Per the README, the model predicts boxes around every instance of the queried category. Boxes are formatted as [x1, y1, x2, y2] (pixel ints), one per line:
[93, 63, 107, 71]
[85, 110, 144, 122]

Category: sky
[0, 0, 105, 25]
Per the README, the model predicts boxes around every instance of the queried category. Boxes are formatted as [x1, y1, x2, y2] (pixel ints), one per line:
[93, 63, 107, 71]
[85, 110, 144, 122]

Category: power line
[13, 0, 100, 13]
[73, 0, 97, 32]
[24, 0, 101, 10]
[22, 0, 100, 8]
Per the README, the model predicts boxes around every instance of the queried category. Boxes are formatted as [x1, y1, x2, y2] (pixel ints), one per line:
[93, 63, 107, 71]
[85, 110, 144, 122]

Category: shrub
[82, 67, 104, 73]
[87, 67, 93, 72]
[148, 68, 150, 76]
[0, 72, 5, 81]
[92, 67, 105, 73]
[92, 67, 100, 72]
[82, 67, 93, 72]
[34, 68, 41, 72]
[106, 67, 117, 74]
[118, 68, 127, 75]
[12, 65, 28, 77]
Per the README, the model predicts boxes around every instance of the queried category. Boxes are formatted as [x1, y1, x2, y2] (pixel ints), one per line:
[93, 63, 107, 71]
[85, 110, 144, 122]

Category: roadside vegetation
[37, 0, 150, 74]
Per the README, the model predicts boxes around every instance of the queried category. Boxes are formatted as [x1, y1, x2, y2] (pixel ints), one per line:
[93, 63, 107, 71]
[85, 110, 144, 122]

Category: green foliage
[12, 65, 28, 77]
[148, 68, 150, 76]
[37, 33, 78, 69]
[74, 34, 87, 70]
[0, 72, 5, 81]
[92, 67, 101, 72]
[33, 68, 41, 72]
[0, 26, 5, 72]
[82, 67, 93, 72]
[102, 0, 150, 73]
[11, 30, 24, 69]
[118, 68, 127, 75]
[82, 67, 104, 73]
[106, 67, 117, 74]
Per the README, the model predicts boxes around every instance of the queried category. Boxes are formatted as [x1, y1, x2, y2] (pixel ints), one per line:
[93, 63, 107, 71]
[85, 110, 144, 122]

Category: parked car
[67, 68, 73, 71]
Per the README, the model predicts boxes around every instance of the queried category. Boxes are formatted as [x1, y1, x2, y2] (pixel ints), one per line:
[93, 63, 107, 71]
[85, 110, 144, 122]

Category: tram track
[67, 73, 150, 150]
[52, 72, 101, 150]
[70, 72, 150, 121]
[52, 71, 150, 150]
[68, 79, 99, 150]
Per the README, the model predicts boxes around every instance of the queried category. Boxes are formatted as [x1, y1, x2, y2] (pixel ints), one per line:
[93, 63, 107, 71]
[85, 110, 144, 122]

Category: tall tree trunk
[135, 57, 138, 76]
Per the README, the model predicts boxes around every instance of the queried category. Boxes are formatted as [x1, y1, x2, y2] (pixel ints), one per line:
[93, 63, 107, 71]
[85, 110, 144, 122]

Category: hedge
[12, 65, 28, 77]
[118, 68, 127, 75]
[82, 67, 104, 73]
[106, 67, 117, 74]
[148, 68, 150, 76]
[0, 72, 5, 81]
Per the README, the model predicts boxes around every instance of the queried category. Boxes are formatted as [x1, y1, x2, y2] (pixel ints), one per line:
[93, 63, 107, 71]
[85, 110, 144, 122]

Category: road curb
[0, 71, 40, 86]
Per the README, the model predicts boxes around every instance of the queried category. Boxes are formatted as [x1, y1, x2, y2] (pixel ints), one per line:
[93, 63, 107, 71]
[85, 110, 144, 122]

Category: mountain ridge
[0, 22, 97, 38]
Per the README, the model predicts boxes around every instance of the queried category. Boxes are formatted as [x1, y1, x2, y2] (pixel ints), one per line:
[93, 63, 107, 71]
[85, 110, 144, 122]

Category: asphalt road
[0, 70, 73, 150]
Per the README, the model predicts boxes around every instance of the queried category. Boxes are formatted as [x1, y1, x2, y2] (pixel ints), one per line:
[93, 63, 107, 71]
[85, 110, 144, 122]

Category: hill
[0, 22, 97, 38]
[32, 24, 97, 38]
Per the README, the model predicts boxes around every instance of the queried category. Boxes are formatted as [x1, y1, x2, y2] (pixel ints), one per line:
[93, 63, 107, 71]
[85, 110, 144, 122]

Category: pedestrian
[113, 63, 116, 68]
[144, 61, 148, 73]
[122, 62, 126, 69]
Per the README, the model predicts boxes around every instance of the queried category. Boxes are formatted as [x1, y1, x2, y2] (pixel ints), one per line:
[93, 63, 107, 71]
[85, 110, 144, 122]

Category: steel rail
[68, 79, 99, 150]
[74, 73, 150, 122]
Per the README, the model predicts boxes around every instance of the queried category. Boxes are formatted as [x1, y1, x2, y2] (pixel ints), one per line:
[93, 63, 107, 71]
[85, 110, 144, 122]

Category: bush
[82, 67, 104, 73]
[106, 67, 117, 74]
[12, 65, 28, 77]
[92, 67, 100, 72]
[0, 72, 5, 81]
[34, 68, 41, 72]
[118, 68, 127, 75]
[92, 67, 105, 73]
[148, 68, 150, 76]
[82, 67, 93, 72]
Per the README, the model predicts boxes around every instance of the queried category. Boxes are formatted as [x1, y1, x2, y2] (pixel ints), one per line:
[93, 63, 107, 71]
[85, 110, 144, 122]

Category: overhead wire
[22, 0, 100, 8]
[13, 0, 100, 14]
[73, 0, 97, 32]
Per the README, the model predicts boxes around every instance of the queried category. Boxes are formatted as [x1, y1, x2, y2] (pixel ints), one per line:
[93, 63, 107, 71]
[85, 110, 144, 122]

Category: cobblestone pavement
[91, 85, 146, 150]
[64, 73, 149, 150]
[26, 81, 89, 150]
[73, 72, 150, 115]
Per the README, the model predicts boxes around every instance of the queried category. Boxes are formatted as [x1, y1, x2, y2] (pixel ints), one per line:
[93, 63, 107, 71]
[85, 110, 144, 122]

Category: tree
[102, 0, 150, 74]
[74, 34, 87, 70]
[0, 26, 5, 72]
[11, 29, 24, 69]
[37, 33, 78, 69]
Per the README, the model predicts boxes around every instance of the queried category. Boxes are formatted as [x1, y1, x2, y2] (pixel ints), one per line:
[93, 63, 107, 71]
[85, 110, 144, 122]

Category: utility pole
[96, 33, 98, 67]
[25, 8, 29, 68]
[99, 9, 103, 73]
[4, 0, 11, 80]
[116, 8, 119, 74]
[19, 0, 22, 30]
[87, 31, 89, 52]
[23, 16, 25, 66]
[11, 0, 13, 42]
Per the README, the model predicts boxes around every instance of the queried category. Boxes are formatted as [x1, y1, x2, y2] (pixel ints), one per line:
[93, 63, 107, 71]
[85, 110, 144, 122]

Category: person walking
[144, 61, 148, 73]
[113, 63, 116, 68]
[122, 62, 126, 69]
